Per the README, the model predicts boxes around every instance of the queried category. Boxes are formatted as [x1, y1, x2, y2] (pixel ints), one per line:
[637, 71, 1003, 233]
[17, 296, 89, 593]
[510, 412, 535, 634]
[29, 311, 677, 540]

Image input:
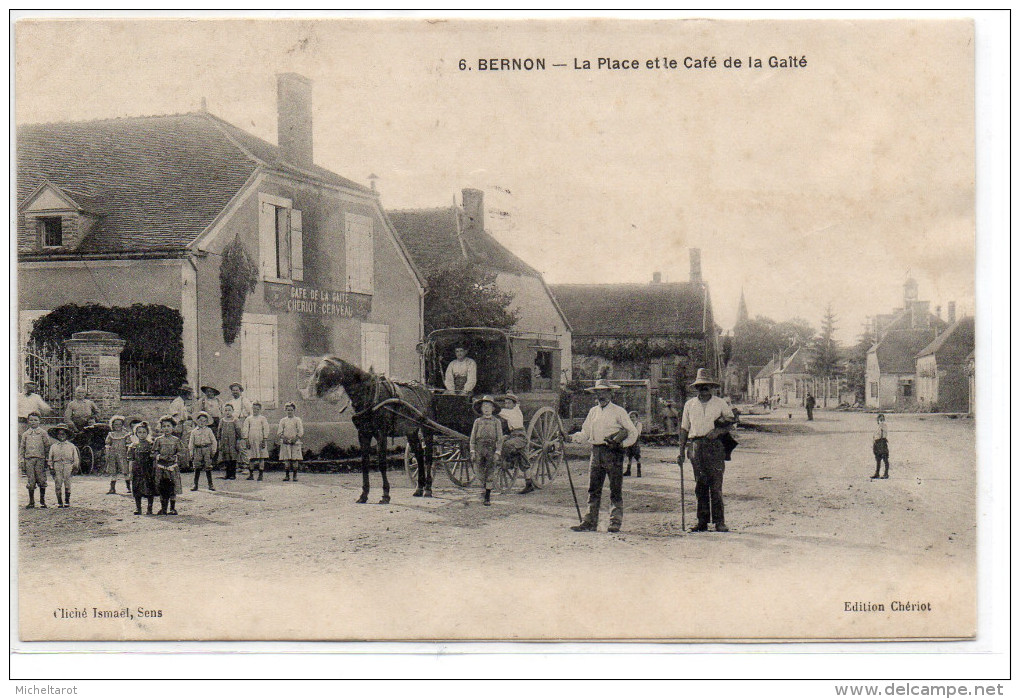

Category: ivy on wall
[29, 303, 187, 397]
[220, 235, 260, 345]
[573, 336, 703, 363]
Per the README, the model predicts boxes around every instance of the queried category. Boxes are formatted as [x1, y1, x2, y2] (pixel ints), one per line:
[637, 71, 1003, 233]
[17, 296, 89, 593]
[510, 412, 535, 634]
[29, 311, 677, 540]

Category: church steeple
[736, 288, 749, 326]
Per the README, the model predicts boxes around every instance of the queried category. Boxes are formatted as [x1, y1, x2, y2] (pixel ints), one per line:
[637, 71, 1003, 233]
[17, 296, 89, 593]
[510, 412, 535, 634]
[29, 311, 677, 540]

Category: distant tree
[731, 315, 817, 368]
[810, 305, 842, 404]
[845, 320, 876, 404]
[424, 261, 519, 335]
[775, 317, 817, 349]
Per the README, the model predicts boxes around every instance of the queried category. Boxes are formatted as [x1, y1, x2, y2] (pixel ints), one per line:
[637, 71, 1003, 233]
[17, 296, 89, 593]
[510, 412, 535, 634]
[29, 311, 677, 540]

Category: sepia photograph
[12, 16, 982, 647]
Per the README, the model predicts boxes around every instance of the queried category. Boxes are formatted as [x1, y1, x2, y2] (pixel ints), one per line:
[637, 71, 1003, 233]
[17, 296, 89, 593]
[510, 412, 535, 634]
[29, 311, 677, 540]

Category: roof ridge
[195, 110, 270, 168]
[19, 111, 204, 128]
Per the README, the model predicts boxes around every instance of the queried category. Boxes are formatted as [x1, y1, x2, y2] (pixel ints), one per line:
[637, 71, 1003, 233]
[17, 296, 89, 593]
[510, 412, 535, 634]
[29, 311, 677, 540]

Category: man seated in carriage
[443, 345, 478, 394]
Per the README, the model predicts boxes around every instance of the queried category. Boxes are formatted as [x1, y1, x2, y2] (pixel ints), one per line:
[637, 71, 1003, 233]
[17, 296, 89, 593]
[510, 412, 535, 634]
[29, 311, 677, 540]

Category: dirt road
[17, 411, 975, 641]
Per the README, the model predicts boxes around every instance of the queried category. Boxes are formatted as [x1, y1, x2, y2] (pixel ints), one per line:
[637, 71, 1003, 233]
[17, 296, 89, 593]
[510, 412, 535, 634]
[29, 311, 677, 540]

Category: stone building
[17, 73, 425, 448]
[915, 316, 975, 413]
[550, 250, 724, 409]
[387, 188, 573, 384]
[864, 279, 948, 410]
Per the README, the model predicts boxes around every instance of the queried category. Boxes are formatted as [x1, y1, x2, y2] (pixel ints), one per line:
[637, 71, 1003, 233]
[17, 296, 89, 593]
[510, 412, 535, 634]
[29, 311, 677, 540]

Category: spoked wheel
[78, 445, 96, 475]
[439, 439, 475, 488]
[494, 456, 520, 494]
[403, 441, 422, 487]
[525, 407, 565, 488]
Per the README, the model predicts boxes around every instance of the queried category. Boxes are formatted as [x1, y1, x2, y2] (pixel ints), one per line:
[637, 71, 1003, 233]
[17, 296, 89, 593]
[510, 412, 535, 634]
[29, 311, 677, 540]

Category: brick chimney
[462, 188, 485, 234]
[651, 271, 662, 284]
[690, 248, 702, 284]
[277, 73, 313, 169]
[948, 301, 956, 324]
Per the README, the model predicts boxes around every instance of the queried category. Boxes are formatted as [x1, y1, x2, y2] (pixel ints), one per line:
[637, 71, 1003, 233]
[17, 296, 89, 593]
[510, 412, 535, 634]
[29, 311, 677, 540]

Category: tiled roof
[780, 347, 811, 374]
[386, 207, 540, 278]
[754, 358, 779, 380]
[916, 316, 975, 363]
[872, 329, 940, 374]
[549, 282, 709, 337]
[17, 112, 371, 254]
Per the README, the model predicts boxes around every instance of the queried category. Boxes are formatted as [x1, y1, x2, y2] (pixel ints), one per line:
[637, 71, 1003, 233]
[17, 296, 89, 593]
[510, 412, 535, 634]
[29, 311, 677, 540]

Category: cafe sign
[264, 281, 372, 319]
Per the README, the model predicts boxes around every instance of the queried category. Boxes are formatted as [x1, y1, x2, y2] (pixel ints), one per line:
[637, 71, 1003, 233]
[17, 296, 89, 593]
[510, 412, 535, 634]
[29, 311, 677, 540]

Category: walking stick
[677, 454, 685, 530]
[563, 449, 583, 524]
[560, 427, 583, 524]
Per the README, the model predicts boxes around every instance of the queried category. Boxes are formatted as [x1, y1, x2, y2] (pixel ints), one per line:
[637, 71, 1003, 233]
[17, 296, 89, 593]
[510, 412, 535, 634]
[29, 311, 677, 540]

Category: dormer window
[39, 217, 63, 247]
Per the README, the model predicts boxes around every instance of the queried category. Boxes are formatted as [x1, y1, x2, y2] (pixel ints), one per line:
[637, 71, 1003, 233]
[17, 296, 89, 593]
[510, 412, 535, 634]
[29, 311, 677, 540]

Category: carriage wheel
[78, 445, 96, 475]
[439, 439, 475, 488]
[494, 457, 520, 495]
[526, 407, 565, 488]
[403, 442, 420, 487]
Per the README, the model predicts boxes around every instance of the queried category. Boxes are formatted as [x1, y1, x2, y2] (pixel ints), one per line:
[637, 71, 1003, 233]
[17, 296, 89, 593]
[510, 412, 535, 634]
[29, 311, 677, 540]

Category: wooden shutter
[345, 214, 374, 294]
[361, 323, 389, 376]
[290, 209, 303, 281]
[258, 200, 276, 280]
[258, 323, 278, 405]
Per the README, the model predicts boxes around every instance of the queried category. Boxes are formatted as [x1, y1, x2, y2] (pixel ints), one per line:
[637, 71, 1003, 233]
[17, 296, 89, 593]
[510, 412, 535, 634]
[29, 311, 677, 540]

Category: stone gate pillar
[65, 331, 126, 416]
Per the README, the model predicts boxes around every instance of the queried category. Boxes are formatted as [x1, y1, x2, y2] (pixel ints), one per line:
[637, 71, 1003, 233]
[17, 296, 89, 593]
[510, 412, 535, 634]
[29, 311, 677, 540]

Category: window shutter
[345, 214, 359, 293]
[258, 201, 275, 280]
[362, 219, 374, 294]
[259, 324, 278, 405]
[290, 209, 303, 281]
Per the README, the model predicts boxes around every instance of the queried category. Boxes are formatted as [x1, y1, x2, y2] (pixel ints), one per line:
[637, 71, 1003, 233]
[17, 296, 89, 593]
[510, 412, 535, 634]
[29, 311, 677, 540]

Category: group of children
[20, 399, 306, 514]
[468, 394, 645, 506]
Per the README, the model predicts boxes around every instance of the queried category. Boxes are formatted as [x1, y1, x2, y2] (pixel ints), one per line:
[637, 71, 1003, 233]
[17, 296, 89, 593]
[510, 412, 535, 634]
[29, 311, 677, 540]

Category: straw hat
[194, 411, 211, 423]
[108, 415, 127, 428]
[502, 393, 520, 406]
[584, 379, 621, 393]
[472, 395, 502, 415]
[229, 382, 244, 392]
[690, 368, 721, 388]
[48, 423, 71, 439]
[158, 414, 178, 427]
[200, 385, 220, 397]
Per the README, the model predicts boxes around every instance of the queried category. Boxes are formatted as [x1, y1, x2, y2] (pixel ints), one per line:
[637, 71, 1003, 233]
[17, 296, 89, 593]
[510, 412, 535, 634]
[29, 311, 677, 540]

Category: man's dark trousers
[689, 438, 726, 526]
[582, 445, 624, 528]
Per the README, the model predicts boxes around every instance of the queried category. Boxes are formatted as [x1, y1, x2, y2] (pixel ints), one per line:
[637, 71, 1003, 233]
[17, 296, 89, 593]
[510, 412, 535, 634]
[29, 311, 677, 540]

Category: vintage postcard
[13, 17, 976, 642]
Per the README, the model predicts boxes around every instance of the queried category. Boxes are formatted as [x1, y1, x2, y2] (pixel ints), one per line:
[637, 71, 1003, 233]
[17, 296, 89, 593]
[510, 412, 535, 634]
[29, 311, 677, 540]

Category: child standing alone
[244, 401, 271, 481]
[469, 396, 504, 506]
[105, 415, 132, 494]
[871, 413, 890, 479]
[278, 402, 304, 481]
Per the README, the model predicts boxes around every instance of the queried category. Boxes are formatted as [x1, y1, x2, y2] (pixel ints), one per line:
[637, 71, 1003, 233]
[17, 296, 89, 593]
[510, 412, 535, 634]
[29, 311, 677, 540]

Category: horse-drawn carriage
[404, 327, 567, 492]
[310, 327, 568, 503]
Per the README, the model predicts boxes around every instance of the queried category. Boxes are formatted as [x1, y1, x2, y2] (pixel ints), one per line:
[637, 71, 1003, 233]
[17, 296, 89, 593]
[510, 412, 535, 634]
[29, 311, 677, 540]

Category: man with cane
[566, 379, 639, 533]
[678, 369, 735, 533]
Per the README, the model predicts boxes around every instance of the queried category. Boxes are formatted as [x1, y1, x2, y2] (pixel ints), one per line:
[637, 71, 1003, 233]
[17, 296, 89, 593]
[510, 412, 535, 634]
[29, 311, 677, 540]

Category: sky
[15, 17, 976, 343]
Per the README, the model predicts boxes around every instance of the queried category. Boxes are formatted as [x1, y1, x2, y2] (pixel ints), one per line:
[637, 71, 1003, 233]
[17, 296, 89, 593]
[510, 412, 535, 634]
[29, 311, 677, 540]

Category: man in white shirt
[568, 379, 639, 533]
[444, 346, 477, 394]
[168, 383, 193, 437]
[18, 381, 51, 422]
[679, 369, 735, 532]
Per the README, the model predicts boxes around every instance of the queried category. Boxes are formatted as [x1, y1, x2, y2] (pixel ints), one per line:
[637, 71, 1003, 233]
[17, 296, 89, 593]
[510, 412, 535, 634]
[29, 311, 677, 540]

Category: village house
[915, 316, 975, 413]
[17, 73, 425, 448]
[387, 188, 573, 386]
[864, 278, 948, 410]
[550, 250, 724, 415]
